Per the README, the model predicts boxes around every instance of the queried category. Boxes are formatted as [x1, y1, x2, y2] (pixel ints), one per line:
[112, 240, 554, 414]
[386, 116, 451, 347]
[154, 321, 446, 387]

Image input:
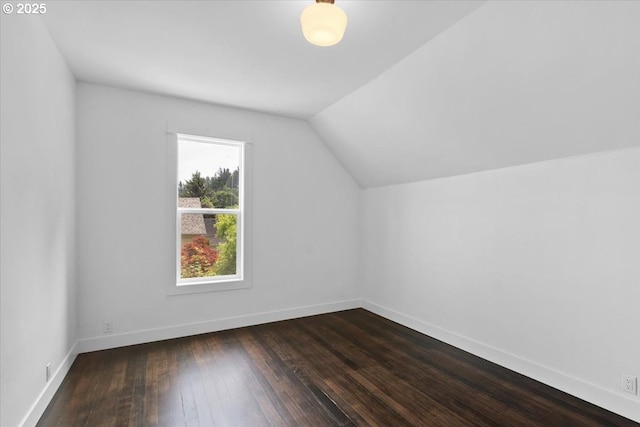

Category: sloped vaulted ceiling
[310, 1, 640, 188]
[40, 1, 640, 188]
[40, 1, 483, 119]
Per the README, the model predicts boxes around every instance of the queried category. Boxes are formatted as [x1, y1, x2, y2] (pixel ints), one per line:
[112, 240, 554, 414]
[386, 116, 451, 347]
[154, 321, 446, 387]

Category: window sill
[168, 279, 252, 296]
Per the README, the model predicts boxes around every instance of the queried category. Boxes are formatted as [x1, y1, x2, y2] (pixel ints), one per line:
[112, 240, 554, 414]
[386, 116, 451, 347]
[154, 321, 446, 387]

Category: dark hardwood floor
[38, 309, 637, 426]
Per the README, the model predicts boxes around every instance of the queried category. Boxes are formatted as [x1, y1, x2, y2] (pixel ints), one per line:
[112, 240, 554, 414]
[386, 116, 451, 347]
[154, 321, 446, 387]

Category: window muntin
[176, 134, 244, 286]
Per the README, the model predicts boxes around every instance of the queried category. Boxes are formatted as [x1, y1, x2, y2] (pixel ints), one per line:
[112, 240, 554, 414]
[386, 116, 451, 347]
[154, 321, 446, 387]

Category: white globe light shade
[300, 2, 347, 47]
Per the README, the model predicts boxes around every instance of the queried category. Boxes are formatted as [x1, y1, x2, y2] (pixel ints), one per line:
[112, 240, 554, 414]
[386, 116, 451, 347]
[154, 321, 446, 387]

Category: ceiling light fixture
[301, 0, 347, 47]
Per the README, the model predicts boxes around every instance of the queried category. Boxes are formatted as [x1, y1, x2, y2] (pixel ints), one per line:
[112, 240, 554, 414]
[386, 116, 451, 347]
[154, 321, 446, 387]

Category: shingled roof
[179, 197, 206, 235]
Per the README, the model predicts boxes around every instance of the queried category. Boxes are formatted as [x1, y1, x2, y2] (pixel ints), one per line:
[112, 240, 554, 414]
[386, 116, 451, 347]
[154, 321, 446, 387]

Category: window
[175, 134, 250, 292]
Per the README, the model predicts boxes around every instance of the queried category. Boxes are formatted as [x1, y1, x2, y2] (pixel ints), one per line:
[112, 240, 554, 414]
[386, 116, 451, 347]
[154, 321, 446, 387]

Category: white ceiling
[312, 0, 640, 187]
[41, 0, 483, 119]
[41, 1, 640, 188]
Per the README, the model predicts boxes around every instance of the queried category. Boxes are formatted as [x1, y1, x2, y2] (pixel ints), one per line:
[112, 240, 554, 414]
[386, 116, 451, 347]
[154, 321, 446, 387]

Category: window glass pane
[180, 213, 237, 279]
[178, 140, 240, 209]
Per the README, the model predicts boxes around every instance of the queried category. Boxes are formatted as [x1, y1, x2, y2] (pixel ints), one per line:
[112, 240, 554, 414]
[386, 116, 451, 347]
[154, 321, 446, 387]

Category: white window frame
[170, 133, 252, 295]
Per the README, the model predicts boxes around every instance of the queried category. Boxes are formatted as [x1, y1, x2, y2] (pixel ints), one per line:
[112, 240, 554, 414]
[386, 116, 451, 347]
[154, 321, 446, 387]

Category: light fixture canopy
[301, 0, 347, 47]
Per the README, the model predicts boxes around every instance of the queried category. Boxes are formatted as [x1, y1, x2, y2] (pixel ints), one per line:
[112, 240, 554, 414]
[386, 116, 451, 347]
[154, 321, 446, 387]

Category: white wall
[75, 83, 360, 345]
[362, 146, 640, 421]
[0, 15, 77, 427]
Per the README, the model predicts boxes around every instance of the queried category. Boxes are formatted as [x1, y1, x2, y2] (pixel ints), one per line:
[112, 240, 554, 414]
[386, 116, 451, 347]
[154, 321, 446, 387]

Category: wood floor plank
[304, 316, 500, 425]
[252, 324, 344, 426]
[218, 331, 272, 426]
[317, 313, 512, 424]
[157, 339, 187, 427]
[142, 344, 160, 427]
[187, 339, 216, 427]
[37, 309, 639, 427]
[336, 309, 628, 426]
[228, 329, 294, 426]
[236, 328, 305, 425]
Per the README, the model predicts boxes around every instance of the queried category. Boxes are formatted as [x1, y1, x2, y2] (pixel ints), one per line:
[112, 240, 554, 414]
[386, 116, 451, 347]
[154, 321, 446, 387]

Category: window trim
[168, 132, 253, 295]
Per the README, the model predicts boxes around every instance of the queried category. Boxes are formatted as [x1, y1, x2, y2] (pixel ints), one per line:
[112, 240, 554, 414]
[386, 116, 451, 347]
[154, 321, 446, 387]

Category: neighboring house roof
[179, 197, 206, 235]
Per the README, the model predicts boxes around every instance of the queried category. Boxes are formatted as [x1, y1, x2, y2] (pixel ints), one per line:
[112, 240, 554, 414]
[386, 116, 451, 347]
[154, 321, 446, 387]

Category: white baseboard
[18, 342, 80, 427]
[361, 299, 640, 424]
[76, 299, 361, 354]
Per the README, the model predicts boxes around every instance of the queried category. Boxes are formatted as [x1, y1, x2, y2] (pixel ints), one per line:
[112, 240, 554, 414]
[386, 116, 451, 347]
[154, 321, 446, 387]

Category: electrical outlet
[45, 363, 51, 382]
[622, 374, 637, 395]
[103, 321, 113, 334]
